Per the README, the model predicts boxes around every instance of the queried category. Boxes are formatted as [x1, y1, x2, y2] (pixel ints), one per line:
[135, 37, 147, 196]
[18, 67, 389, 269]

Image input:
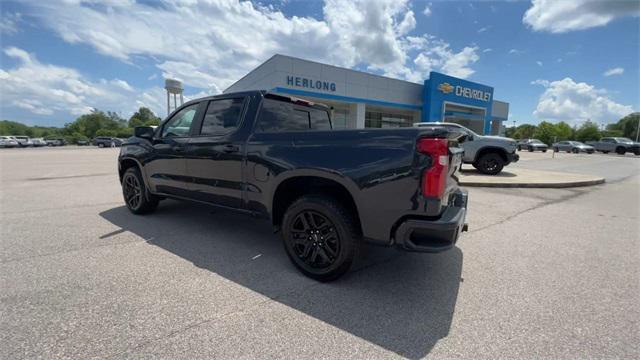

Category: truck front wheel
[615, 147, 626, 155]
[281, 195, 361, 282]
[473, 153, 505, 175]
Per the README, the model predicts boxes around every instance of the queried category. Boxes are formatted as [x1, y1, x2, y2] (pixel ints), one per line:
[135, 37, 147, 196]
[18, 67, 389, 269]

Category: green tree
[513, 124, 537, 139]
[575, 121, 601, 142]
[64, 110, 123, 139]
[128, 107, 161, 128]
[554, 122, 573, 140]
[532, 121, 557, 145]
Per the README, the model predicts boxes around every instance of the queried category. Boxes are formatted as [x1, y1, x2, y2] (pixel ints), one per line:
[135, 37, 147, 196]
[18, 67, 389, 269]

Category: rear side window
[309, 108, 331, 130]
[257, 99, 310, 132]
[200, 98, 245, 135]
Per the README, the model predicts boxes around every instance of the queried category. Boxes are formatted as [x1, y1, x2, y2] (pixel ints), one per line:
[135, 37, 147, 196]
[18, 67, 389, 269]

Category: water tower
[165, 78, 184, 116]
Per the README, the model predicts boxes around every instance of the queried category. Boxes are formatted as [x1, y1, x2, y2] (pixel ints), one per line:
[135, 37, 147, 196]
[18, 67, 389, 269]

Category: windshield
[616, 138, 634, 143]
[530, 139, 543, 144]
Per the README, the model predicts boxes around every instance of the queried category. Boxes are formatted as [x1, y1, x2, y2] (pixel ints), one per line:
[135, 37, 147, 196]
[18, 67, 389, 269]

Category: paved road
[1, 147, 638, 359]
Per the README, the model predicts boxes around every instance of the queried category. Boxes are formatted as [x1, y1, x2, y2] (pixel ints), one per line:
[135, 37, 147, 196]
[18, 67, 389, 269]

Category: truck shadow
[100, 200, 463, 358]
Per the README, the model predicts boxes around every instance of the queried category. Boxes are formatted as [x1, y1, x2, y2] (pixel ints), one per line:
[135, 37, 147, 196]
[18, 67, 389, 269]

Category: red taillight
[417, 138, 449, 199]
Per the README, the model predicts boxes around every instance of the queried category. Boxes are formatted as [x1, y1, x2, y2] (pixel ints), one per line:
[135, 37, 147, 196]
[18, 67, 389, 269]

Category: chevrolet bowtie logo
[438, 82, 454, 94]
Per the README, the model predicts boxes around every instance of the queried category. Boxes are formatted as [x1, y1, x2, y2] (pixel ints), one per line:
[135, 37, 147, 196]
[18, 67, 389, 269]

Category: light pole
[636, 115, 640, 142]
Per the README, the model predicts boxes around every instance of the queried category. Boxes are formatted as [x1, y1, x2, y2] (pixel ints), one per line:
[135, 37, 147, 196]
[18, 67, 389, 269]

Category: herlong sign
[286, 76, 336, 92]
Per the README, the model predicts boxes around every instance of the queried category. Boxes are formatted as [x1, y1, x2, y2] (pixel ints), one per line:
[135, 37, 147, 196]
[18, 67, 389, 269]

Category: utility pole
[635, 115, 640, 142]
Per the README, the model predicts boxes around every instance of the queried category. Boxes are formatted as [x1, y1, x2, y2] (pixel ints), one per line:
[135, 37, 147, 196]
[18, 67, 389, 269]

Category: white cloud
[6, 0, 483, 123]
[0, 12, 22, 34]
[423, 4, 432, 16]
[508, 49, 522, 55]
[403, 35, 479, 80]
[532, 77, 634, 123]
[530, 79, 550, 87]
[603, 67, 624, 77]
[20, 0, 478, 89]
[536, 60, 543, 67]
[523, 0, 640, 33]
[477, 26, 491, 33]
[0, 47, 165, 120]
[483, 48, 492, 53]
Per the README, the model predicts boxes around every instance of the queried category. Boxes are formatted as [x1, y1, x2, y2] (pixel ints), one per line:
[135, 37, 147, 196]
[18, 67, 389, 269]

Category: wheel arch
[269, 170, 362, 234]
[473, 146, 508, 163]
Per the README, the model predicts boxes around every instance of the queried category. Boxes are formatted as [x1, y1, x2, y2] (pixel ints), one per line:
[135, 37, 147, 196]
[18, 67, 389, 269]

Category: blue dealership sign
[422, 71, 494, 134]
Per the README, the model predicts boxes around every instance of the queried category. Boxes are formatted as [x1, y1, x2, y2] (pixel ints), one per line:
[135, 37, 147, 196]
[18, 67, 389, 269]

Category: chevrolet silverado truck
[586, 137, 640, 155]
[118, 91, 468, 281]
[414, 122, 518, 175]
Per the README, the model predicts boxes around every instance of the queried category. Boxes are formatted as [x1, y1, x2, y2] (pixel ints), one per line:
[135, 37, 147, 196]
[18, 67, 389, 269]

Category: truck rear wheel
[615, 147, 626, 155]
[281, 195, 360, 282]
[473, 153, 504, 175]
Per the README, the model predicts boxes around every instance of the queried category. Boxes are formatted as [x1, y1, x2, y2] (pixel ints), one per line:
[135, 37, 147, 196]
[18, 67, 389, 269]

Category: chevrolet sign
[439, 82, 491, 102]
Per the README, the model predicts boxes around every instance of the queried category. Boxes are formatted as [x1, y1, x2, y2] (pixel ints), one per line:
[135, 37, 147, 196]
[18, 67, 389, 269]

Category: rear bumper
[393, 189, 468, 253]
[507, 152, 519, 163]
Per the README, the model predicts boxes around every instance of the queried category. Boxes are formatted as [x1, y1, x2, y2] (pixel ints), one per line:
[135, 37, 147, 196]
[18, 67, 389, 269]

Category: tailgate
[444, 142, 463, 206]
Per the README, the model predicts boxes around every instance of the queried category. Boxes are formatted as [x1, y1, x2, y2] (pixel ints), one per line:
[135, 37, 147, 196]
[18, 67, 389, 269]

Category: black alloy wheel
[289, 210, 340, 269]
[474, 153, 504, 175]
[281, 195, 360, 281]
[122, 167, 158, 214]
[123, 172, 142, 210]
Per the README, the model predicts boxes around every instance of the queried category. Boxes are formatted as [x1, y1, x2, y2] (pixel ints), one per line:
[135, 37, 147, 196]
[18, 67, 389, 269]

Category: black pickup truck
[118, 91, 468, 281]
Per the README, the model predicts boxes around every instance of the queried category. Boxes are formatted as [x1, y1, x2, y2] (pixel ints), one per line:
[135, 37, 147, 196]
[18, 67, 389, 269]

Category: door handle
[222, 145, 240, 153]
[172, 145, 186, 152]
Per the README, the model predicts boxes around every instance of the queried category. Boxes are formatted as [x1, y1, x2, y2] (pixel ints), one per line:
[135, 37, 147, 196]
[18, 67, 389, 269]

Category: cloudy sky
[1, 0, 638, 127]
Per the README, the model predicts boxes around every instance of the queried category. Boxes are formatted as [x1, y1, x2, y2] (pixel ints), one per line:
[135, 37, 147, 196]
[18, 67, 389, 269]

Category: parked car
[586, 137, 640, 155]
[414, 122, 518, 175]
[552, 141, 595, 154]
[0, 136, 20, 148]
[45, 138, 66, 146]
[31, 138, 48, 147]
[119, 91, 468, 281]
[517, 139, 548, 152]
[76, 139, 90, 146]
[93, 137, 123, 147]
[13, 136, 33, 147]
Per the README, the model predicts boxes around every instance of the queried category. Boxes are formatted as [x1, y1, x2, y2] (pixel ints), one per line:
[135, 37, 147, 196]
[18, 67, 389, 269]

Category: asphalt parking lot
[1, 147, 639, 359]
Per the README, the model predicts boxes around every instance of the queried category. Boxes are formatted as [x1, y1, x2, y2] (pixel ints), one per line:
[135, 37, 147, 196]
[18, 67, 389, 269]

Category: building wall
[225, 54, 423, 110]
[224, 54, 509, 134]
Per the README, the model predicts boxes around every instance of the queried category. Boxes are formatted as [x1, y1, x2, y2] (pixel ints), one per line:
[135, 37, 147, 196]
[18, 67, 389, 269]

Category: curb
[460, 178, 605, 188]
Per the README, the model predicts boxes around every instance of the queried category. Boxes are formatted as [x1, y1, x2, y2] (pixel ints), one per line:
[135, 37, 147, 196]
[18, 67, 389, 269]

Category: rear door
[183, 96, 247, 209]
[145, 102, 200, 197]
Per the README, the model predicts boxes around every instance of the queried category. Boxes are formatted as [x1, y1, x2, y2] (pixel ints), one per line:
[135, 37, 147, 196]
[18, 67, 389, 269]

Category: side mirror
[134, 126, 155, 140]
[466, 134, 474, 141]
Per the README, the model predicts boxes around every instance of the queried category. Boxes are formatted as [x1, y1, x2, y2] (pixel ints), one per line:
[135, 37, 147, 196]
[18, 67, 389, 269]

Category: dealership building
[225, 54, 509, 135]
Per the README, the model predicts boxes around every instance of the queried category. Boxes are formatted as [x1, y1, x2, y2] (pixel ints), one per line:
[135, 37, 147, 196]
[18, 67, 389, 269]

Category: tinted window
[257, 99, 310, 132]
[200, 98, 245, 135]
[309, 108, 331, 130]
[162, 104, 198, 137]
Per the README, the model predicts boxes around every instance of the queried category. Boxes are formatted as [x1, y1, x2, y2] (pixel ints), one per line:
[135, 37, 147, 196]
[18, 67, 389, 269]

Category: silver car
[0, 136, 20, 148]
[552, 141, 595, 154]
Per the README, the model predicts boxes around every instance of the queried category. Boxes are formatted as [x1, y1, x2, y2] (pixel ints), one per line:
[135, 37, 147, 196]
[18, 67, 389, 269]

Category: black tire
[602, 151, 609, 154]
[634, 150, 640, 156]
[121, 167, 159, 214]
[542, 149, 547, 153]
[572, 148, 579, 154]
[528, 146, 534, 152]
[615, 147, 626, 155]
[553, 147, 558, 152]
[474, 153, 505, 175]
[281, 195, 361, 282]
[517, 145, 521, 151]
